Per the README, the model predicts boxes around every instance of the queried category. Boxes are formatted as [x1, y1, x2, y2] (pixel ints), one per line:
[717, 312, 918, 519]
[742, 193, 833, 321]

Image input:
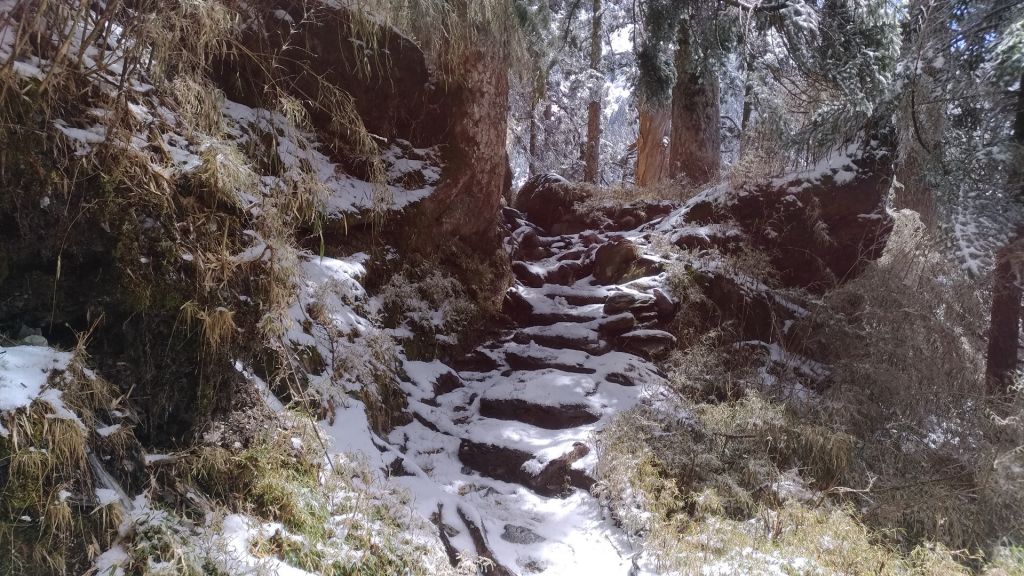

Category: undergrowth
[596, 211, 1024, 573]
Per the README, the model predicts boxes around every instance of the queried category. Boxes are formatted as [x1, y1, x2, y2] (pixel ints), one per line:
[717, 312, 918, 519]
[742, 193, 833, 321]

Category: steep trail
[380, 208, 682, 575]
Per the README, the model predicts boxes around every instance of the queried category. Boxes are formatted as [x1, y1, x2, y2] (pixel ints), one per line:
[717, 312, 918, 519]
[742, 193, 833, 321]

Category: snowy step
[458, 439, 593, 498]
[513, 323, 610, 355]
[504, 288, 607, 328]
[617, 329, 678, 359]
[478, 398, 599, 430]
[496, 342, 664, 387]
[522, 284, 611, 307]
[504, 345, 598, 374]
[477, 366, 638, 407]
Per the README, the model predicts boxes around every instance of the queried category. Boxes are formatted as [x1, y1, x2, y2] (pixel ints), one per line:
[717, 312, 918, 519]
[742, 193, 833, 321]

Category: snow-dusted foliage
[892, 0, 1024, 274]
[508, 0, 638, 188]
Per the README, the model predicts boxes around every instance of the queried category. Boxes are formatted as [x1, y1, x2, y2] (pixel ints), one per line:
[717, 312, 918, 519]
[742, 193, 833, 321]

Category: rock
[669, 223, 745, 252]
[652, 288, 678, 323]
[479, 398, 600, 429]
[678, 131, 895, 291]
[544, 261, 581, 286]
[556, 247, 588, 262]
[502, 288, 534, 324]
[532, 442, 594, 496]
[592, 238, 640, 285]
[501, 524, 545, 545]
[628, 256, 664, 279]
[603, 291, 656, 315]
[513, 174, 591, 234]
[690, 266, 803, 341]
[605, 372, 635, 386]
[512, 227, 549, 261]
[450, 350, 501, 373]
[597, 313, 636, 337]
[513, 327, 610, 355]
[433, 371, 464, 396]
[504, 350, 597, 374]
[618, 329, 677, 359]
[512, 261, 545, 288]
[457, 440, 592, 497]
[579, 231, 603, 246]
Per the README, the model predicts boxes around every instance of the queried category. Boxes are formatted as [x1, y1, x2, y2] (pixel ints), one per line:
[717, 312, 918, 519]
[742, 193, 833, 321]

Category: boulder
[513, 174, 591, 234]
[603, 291, 656, 315]
[593, 238, 640, 285]
[676, 131, 896, 291]
[618, 329, 677, 359]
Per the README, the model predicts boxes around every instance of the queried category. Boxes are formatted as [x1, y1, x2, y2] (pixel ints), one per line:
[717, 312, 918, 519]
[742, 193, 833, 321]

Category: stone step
[478, 398, 599, 430]
[458, 440, 593, 498]
[512, 325, 610, 355]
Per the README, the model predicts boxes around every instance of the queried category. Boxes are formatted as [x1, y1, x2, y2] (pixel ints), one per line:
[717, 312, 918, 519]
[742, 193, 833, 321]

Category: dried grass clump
[349, 0, 528, 82]
[596, 403, 973, 575]
[0, 348, 136, 575]
[785, 211, 1023, 551]
[181, 302, 238, 353]
[378, 262, 479, 349]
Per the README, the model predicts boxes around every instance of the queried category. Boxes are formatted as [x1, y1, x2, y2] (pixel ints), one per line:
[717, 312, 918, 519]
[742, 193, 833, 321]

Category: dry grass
[0, 347, 135, 575]
[597, 210, 1023, 572]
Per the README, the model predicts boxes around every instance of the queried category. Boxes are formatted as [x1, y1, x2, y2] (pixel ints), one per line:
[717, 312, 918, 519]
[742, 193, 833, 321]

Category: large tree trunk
[421, 44, 509, 240]
[583, 0, 602, 184]
[635, 104, 670, 187]
[669, 22, 720, 186]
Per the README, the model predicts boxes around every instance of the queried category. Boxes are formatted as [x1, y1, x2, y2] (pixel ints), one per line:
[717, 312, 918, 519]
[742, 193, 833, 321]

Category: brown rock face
[214, 1, 449, 148]
[678, 132, 896, 292]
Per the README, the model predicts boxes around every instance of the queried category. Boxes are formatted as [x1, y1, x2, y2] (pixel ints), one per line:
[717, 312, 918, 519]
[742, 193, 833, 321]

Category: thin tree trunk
[529, 98, 541, 178]
[669, 22, 720, 185]
[1011, 71, 1024, 200]
[583, 0, 602, 184]
[986, 231, 1024, 394]
[635, 104, 670, 187]
[984, 76, 1024, 395]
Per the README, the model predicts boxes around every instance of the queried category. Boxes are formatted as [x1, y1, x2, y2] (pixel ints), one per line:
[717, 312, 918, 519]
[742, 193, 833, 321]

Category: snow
[0, 345, 74, 415]
[95, 488, 121, 507]
[93, 545, 128, 576]
[96, 423, 122, 437]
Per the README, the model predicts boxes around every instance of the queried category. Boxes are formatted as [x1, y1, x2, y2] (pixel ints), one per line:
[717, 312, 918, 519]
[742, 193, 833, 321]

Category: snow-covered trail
[352, 209, 681, 575]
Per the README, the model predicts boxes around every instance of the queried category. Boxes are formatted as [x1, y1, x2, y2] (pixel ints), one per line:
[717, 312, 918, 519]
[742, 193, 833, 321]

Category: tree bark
[1011, 71, 1024, 200]
[985, 76, 1024, 395]
[985, 231, 1024, 394]
[420, 43, 509, 240]
[635, 104, 670, 187]
[669, 22, 721, 185]
[583, 0, 602, 184]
